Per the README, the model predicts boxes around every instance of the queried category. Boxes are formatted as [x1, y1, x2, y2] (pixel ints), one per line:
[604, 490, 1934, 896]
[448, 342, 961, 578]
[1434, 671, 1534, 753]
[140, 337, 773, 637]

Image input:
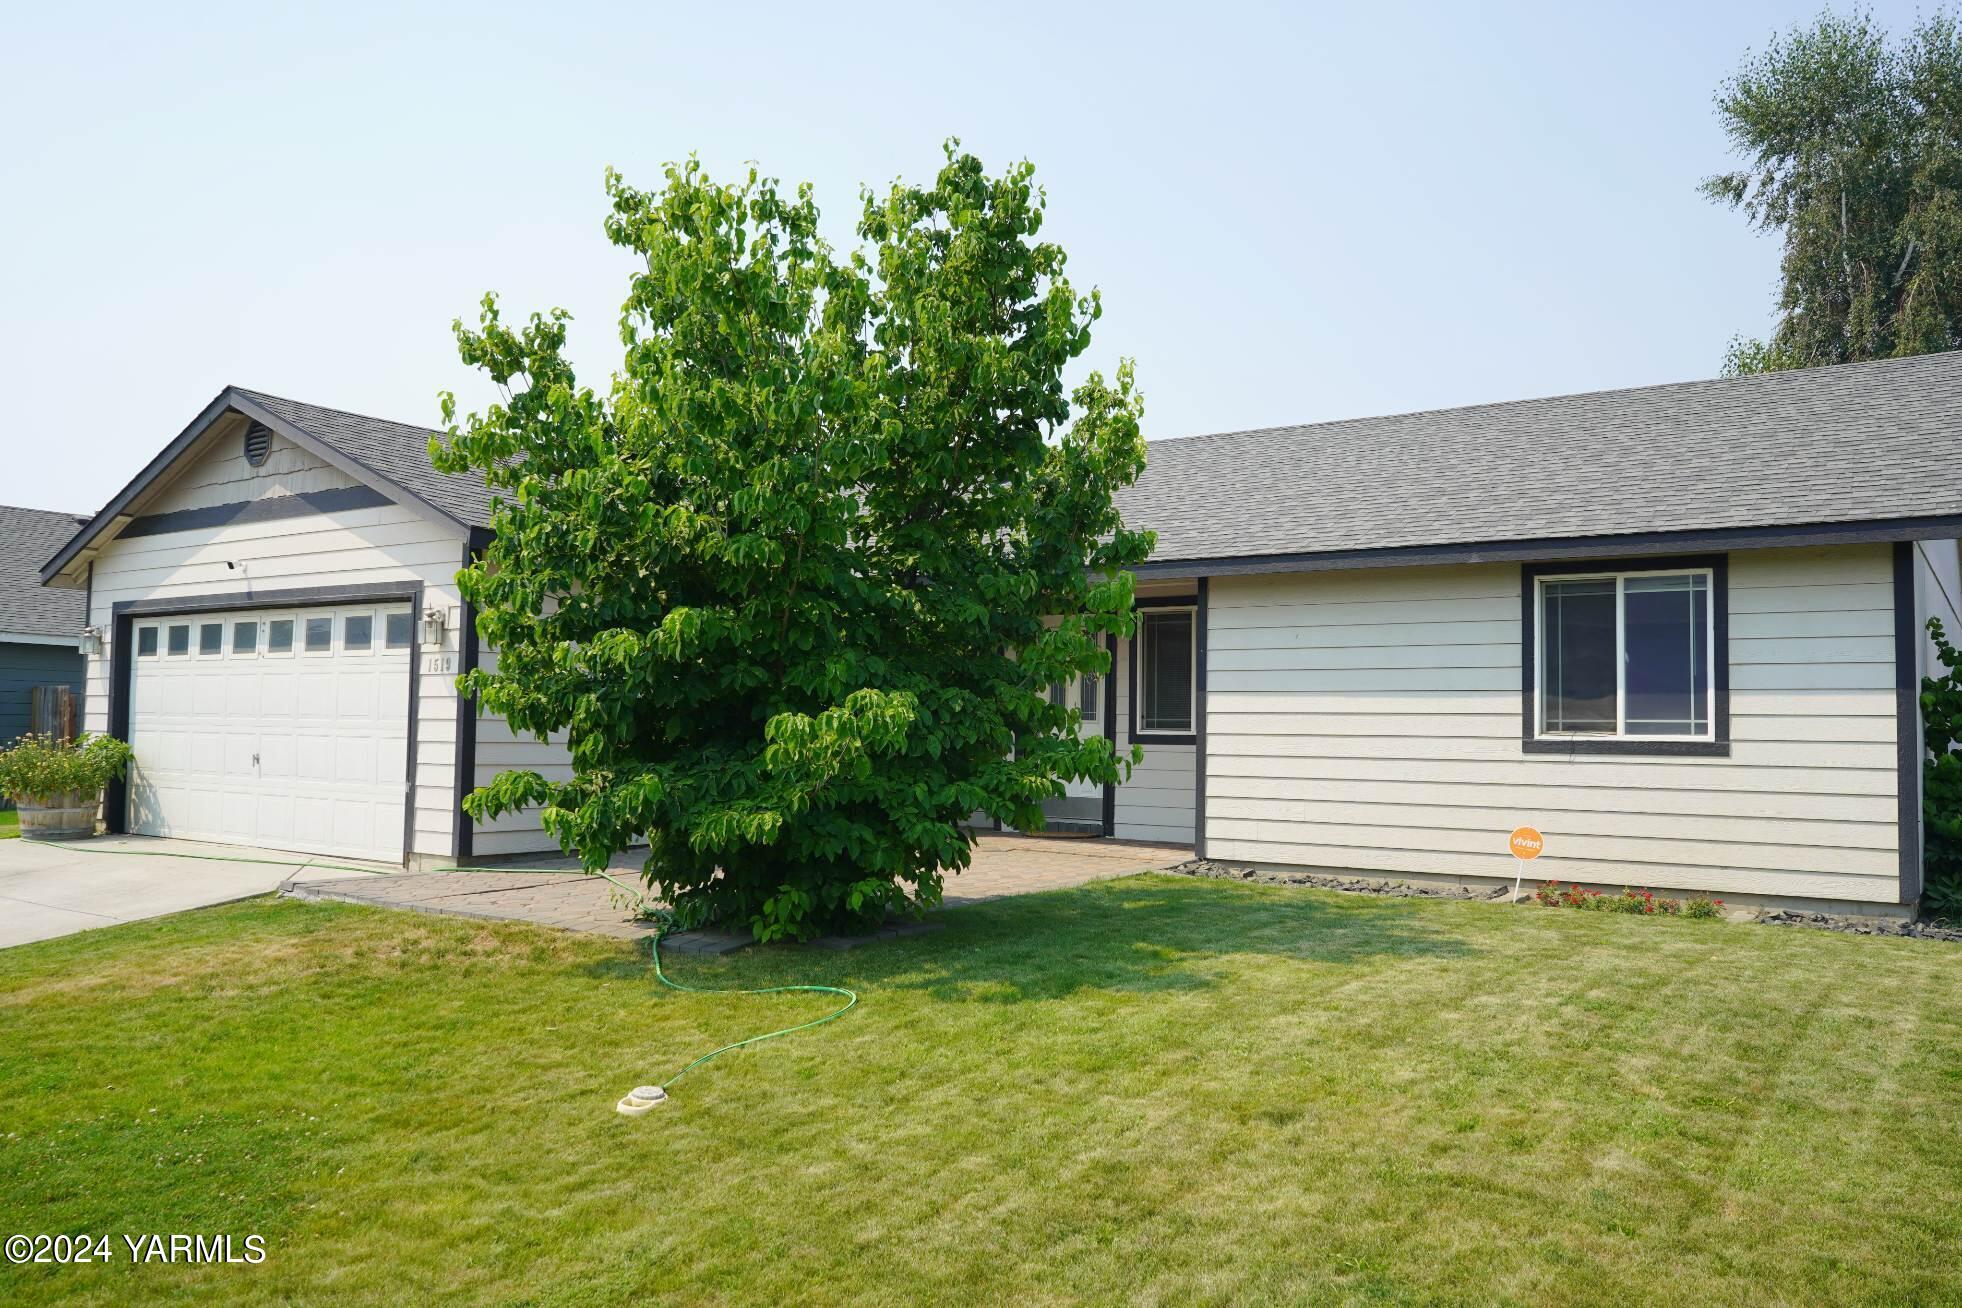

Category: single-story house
[1, 504, 87, 750]
[35, 352, 1962, 911]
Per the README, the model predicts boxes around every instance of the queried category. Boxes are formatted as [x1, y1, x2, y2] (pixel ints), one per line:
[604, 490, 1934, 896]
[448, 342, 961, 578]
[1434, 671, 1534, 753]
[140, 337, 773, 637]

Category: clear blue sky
[0, 1, 1932, 514]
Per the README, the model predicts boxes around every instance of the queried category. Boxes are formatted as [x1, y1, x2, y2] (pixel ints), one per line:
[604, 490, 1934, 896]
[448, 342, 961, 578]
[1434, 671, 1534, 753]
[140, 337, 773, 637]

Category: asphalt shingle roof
[2, 505, 88, 638]
[236, 389, 494, 528]
[1114, 351, 1962, 565]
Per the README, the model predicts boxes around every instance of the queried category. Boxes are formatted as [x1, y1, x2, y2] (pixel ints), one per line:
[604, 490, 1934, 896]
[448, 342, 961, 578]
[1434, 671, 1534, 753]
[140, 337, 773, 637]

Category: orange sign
[1509, 827, 1545, 860]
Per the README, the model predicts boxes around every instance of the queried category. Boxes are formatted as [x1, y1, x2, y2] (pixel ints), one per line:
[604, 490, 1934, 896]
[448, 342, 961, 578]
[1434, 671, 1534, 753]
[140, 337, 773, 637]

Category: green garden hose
[41, 840, 856, 1112]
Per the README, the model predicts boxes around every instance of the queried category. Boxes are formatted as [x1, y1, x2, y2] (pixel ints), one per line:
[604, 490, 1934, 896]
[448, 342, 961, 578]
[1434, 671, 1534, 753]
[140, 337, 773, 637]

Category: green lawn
[0, 809, 16, 838]
[2, 878, 1959, 1306]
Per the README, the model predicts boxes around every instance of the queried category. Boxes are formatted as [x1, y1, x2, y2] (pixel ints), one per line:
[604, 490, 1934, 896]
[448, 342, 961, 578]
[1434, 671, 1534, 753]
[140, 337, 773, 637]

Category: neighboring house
[36, 353, 1962, 910]
[0, 504, 87, 751]
[1098, 351, 1962, 913]
[39, 388, 564, 866]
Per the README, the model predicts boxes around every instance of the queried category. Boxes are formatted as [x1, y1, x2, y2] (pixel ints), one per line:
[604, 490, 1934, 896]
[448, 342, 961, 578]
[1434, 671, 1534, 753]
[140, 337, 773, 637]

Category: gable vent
[243, 421, 272, 467]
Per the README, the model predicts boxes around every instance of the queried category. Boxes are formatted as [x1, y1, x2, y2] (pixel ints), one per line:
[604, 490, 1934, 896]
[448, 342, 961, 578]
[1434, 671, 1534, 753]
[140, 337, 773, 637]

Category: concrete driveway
[0, 834, 391, 949]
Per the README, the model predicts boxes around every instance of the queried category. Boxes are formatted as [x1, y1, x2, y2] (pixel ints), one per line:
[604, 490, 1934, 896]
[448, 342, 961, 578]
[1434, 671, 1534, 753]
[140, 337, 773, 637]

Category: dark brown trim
[1194, 577, 1209, 858]
[105, 609, 132, 832]
[106, 582, 424, 859]
[119, 486, 392, 539]
[1101, 631, 1117, 838]
[1895, 541, 1924, 904]
[1131, 515, 1962, 580]
[1519, 554, 1730, 758]
[1127, 595, 1200, 747]
[111, 581, 422, 618]
[452, 528, 490, 861]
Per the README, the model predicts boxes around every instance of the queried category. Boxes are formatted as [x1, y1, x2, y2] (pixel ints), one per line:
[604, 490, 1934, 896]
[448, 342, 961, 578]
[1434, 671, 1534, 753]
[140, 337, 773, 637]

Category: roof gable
[41, 387, 492, 585]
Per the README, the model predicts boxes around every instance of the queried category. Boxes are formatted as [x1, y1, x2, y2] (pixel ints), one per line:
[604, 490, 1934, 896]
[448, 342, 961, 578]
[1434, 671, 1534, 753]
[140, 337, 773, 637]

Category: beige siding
[78, 428, 468, 860]
[1204, 545, 1904, 905]
[156, 420, 358, 509]
[468, 644, 572, 858]
[1110, 622, 1196, 846]
[1912, 538, 1962, 887]
[1918, 539, 1962, 676]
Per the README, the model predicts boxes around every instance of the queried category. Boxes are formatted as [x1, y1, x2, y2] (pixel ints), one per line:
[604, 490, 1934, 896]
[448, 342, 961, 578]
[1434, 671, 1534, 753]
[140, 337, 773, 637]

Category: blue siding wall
[0, 640, 84, 748]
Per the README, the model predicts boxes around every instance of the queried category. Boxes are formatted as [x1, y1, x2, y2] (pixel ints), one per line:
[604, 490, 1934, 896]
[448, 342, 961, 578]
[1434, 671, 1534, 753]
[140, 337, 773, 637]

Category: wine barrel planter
[16, 791, 96, 841]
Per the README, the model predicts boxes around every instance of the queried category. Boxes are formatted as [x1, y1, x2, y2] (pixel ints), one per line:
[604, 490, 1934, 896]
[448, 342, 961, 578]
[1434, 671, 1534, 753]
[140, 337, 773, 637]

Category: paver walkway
[285, 833, 1192, 941]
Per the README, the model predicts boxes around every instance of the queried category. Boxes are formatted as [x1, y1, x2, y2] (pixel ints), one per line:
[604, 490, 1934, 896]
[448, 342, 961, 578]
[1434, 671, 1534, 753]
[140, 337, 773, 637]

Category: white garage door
[127, 603, 414, 862]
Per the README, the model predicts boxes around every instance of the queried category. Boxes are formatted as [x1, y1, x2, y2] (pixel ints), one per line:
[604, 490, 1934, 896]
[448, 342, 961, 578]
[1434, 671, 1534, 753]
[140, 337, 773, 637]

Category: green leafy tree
[431, 146, 1152, 941]
[1705, 9, 1962, 373]
[1922, 618, 1962, 917]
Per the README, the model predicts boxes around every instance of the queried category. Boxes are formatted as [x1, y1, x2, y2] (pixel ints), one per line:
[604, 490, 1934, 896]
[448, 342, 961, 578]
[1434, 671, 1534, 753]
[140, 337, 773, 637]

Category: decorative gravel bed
[1164, 859, 1511, 901]
[1756, 909, 1962, 942]
[1164, 858, 1962, 942]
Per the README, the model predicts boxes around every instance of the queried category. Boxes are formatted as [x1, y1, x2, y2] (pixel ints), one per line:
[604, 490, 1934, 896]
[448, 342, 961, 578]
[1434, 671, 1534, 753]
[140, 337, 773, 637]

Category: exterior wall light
[80, 626, 105, 657]
[420, 607, 449, 649]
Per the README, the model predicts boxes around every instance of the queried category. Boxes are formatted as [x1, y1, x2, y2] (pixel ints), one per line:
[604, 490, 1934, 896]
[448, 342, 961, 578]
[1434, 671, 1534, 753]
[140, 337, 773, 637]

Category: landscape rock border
[1164, 859, 1511, 902]
[1161, 859, 1962, 943]
[1754, 909, 1962, 942]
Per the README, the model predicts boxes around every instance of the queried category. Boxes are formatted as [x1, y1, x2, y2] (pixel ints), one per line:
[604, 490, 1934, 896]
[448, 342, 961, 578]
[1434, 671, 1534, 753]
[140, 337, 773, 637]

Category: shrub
[1533, 882, 1716, 922]
[0, 734, 134, 803]
[1923, 618, 1962, 921]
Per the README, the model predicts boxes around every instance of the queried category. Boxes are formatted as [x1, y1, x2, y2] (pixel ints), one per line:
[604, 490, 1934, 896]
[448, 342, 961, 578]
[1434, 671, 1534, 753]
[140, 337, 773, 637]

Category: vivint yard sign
[1508, 826, 1544, 900]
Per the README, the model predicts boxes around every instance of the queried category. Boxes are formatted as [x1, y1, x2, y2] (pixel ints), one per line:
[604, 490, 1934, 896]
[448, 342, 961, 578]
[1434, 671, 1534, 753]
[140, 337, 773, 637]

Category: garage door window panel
[232, 621, 258, 655]
[267, 618, 294, 656]
[343, 614, 373, 654]
[303, 616, 333, 654]
[136, 626, 158, 658]
[166, 624, 190, 657]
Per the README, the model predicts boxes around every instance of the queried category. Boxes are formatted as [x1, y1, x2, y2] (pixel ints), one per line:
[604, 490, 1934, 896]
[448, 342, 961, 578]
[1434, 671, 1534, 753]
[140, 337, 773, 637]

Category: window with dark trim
[1523, 556, 1729, 756]
[1136, 607, 1196, 737]
[1049, 674, 1100, 724]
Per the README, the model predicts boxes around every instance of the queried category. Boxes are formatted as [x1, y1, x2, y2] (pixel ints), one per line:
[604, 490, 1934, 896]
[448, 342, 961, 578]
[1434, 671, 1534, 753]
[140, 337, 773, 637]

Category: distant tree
[1705, 9, 1962, 373]
[432, 145, 1152, 942]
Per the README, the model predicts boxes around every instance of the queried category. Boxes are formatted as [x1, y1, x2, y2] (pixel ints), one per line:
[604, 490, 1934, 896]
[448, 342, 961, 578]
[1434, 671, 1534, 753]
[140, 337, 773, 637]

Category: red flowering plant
[1530, 882, 1716, 921]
